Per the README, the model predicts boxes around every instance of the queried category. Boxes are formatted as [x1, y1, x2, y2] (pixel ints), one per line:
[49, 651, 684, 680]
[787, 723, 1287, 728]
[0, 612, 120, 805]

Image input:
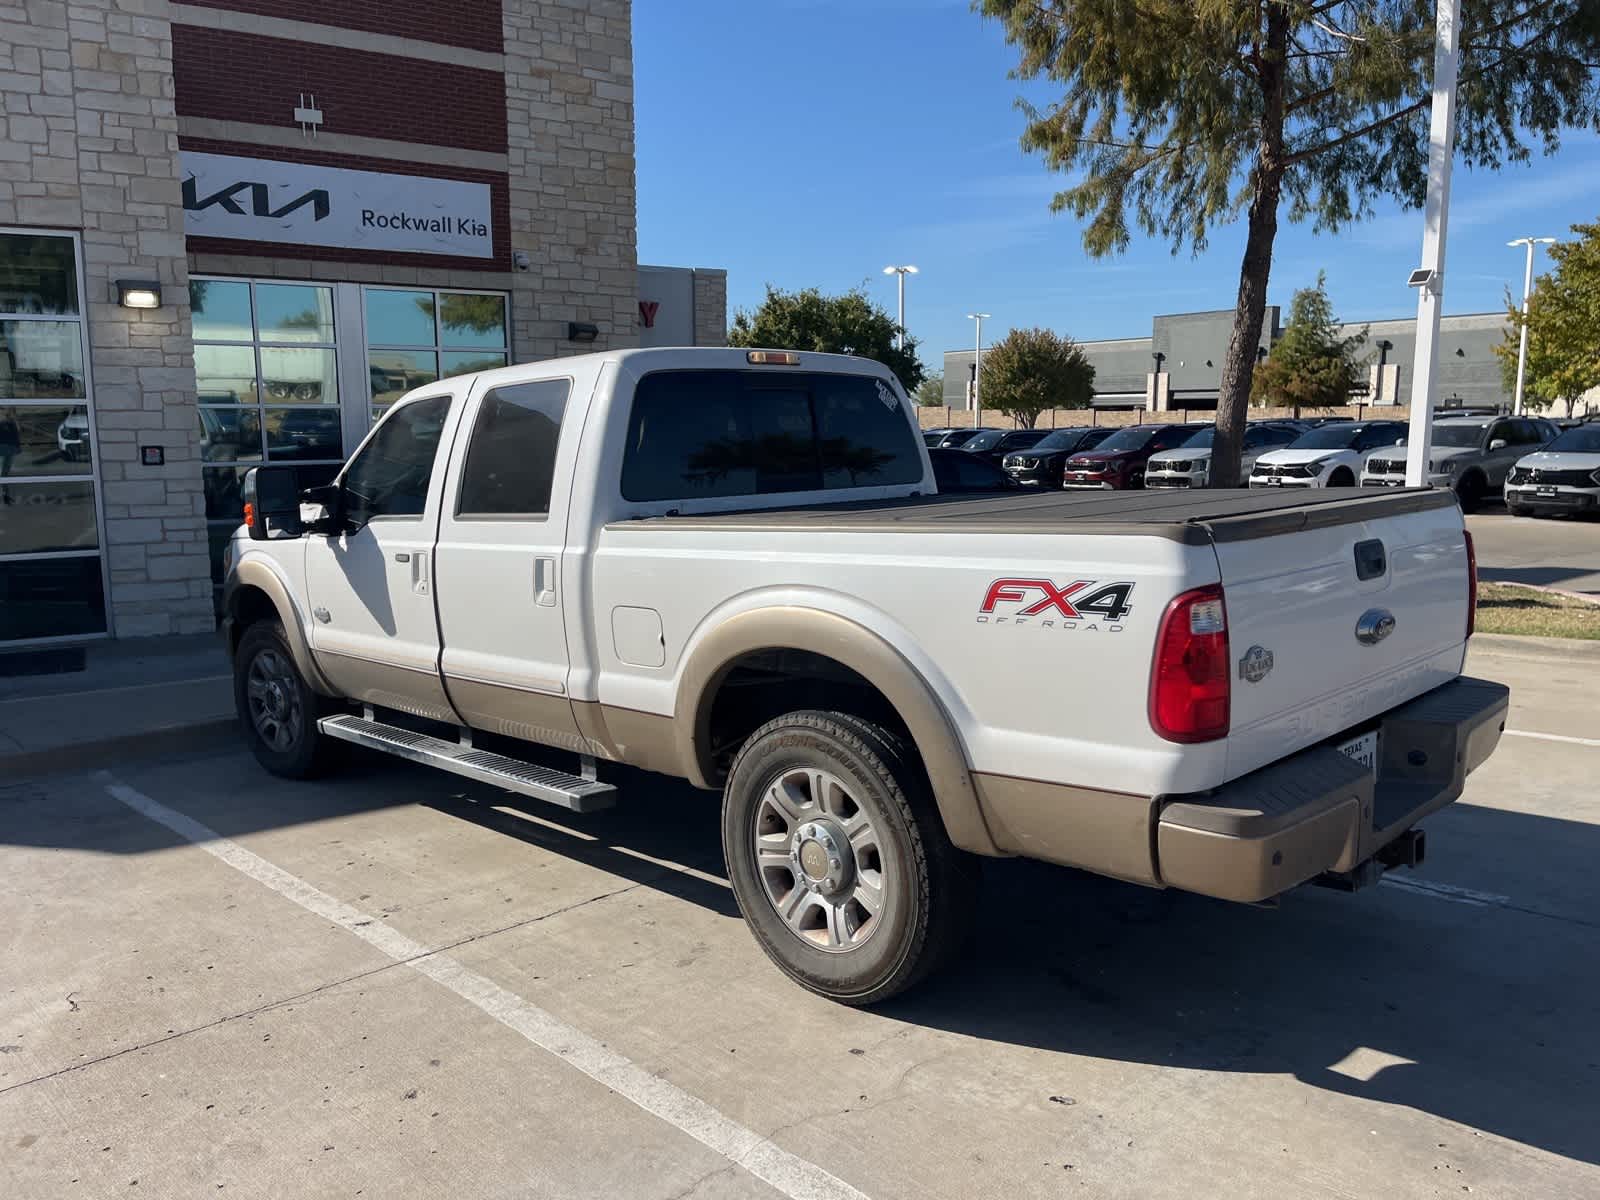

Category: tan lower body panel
[1157, 797, 1362, 904]
[314, 651, 460, 725]
[973, 772, 1161, 885]
[444, 675, 585, 752]
[590, 703, 688, 779]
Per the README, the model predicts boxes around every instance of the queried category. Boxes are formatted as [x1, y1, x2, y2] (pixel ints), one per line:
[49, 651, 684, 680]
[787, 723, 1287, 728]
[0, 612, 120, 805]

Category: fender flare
[674, 605, 1002, 857]
[226, 557, 339, 697]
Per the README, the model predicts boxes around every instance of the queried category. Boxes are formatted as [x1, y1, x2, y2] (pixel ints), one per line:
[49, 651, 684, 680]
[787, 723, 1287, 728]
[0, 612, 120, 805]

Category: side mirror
[243, 465, 304, 541]
[1488, 439, 1507, 451]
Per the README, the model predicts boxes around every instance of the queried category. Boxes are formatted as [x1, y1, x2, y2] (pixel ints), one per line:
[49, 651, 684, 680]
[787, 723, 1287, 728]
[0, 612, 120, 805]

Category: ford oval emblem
[1356, 608, 1396, 646]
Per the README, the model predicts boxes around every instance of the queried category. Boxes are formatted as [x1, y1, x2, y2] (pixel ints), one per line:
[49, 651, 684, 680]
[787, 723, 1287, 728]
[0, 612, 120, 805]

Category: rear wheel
[722, 710, 978, 1005]
[234, 620, 339, 778]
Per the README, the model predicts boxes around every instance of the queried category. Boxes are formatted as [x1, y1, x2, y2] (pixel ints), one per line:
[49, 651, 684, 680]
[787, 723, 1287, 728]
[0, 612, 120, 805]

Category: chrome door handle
[413, 553, 429, 596]
[534, 557, 557, 607]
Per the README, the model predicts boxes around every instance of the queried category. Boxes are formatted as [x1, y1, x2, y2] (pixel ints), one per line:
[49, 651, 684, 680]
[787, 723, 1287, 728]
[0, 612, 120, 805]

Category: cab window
[342, 395, 451, 522]
[456, 379, 571, 517]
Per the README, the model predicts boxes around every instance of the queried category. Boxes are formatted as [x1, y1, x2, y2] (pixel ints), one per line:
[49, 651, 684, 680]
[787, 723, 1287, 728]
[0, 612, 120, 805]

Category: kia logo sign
[183, 177, 330, 221]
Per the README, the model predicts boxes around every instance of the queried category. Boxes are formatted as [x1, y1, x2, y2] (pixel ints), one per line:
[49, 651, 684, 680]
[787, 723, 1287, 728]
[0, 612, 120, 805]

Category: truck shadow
[887, 800, 1600, 1167]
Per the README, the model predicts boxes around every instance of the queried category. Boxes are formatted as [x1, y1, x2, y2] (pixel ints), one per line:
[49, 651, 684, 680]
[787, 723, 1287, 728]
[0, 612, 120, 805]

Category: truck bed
[612, 486, 1458, 544]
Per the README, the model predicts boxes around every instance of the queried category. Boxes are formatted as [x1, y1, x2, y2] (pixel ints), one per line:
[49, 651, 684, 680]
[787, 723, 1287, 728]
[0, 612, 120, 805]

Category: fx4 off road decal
[978, 579, 1134, 632]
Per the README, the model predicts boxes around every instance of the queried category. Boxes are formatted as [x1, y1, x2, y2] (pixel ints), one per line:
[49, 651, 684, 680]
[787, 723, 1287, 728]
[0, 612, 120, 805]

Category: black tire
[1455, 471, 1486, 513]
[722, 710, 978, 1006]
[233, 619, 339, 778]
[1328, 467, 1356, 487]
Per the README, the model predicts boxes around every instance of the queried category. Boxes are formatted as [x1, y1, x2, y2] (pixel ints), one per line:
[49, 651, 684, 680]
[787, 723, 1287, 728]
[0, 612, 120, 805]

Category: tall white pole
[896, 271, 906, 351]
[968, 313, 989, 428]
[1404, 0, 1461, 489]
[1508, 237, 1554, 416]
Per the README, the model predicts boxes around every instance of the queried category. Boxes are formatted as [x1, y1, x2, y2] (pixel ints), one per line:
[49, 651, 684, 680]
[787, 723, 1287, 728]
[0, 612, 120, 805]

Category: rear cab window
[621, 370, 923, 502]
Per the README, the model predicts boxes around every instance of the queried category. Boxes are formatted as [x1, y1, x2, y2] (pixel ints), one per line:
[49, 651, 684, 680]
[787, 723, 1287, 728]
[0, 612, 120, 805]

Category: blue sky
[633, 0, 1600, 372]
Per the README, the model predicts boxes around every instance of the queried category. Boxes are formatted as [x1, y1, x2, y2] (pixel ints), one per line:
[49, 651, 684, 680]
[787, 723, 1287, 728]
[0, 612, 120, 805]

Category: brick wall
[191, 0, 505, 53]
[171, 25, 507, 152]
[0, 0, 213, 638]
[502, 0, 638, 361]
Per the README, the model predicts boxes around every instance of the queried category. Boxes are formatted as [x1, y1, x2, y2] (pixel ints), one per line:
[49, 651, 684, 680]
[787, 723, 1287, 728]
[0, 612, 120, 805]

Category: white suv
[1504, 422, 1600, 518]
[1147, 423, 1302, 488]
[1250, 421, 1408, 489]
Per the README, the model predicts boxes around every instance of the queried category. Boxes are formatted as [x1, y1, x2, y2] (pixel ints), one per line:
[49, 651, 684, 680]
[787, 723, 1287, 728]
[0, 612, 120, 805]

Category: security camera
[1407, 267, 1436, 288]
[512, 250, 531, 271]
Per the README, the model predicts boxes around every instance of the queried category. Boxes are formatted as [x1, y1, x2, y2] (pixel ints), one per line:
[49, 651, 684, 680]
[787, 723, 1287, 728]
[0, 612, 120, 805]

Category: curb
[1469, 632, 1600, 660]
[1, 718, 240, 780]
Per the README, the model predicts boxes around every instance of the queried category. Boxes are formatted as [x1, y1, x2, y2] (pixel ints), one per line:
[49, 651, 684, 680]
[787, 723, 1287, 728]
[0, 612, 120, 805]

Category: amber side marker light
[746, 350, 801, 365]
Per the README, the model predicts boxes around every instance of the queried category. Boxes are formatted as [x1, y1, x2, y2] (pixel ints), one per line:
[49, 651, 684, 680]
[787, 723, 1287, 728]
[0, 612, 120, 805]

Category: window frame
[453, 376, 574, 522]
[361, 284, 511, 423]
[0, 226, 111, 644]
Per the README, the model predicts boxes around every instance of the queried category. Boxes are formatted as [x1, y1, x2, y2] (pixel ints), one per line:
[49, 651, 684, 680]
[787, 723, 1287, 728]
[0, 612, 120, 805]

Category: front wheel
[722, 711, 978, 1005]
[1455, 471, 1486, 513]
[1328, 467, 1356, 487]
[234, 620, 339, 778]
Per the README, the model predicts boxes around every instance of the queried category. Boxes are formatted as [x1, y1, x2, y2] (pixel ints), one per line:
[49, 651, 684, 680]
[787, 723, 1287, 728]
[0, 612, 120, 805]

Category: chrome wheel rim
[755, 767, 888, 952]
[246, 648, 301, 754]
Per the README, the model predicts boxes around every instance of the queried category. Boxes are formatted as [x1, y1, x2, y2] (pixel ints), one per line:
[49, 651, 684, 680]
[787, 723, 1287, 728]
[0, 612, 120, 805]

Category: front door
[433, 372, 584, 749]
[304, 391, 458, 723]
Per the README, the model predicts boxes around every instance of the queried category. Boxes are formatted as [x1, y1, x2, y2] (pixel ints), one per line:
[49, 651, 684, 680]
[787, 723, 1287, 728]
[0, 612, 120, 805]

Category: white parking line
[1379, 875, 1511, 907]
[1505, 729, 1600, 748]
[99, 773, 871, 1200]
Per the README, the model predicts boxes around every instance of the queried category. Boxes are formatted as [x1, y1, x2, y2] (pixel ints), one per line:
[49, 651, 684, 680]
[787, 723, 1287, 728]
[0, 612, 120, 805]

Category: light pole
[967, 312, 989, 428]
[1403, 0, 1462, 489]
[1507, 236, 1555, 415]
[882, 265, 918, 351]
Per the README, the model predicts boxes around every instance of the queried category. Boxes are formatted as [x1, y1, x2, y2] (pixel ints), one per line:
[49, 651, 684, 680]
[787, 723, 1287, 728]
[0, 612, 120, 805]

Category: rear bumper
[1155, 676, 1509, 903]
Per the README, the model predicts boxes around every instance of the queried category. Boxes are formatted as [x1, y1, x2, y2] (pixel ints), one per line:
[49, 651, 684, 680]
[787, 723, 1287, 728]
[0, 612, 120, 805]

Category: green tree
[978, 1, 1600, 485]
[914, 373, 946, 407]
[1250, 273, 1367, 416]
[1494, 218, 1600, 417]
[727, 285, 925, 389]
[979, 327, 1096, 428]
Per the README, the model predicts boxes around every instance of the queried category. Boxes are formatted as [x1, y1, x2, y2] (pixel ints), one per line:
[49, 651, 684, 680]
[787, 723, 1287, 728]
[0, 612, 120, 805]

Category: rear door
[432, 369, 591, 750]
[1210, 494, 1472, 780]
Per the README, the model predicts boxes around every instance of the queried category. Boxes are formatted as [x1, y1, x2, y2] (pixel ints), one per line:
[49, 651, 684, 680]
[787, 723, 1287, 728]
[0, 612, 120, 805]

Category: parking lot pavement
[4, 643, 1598, 1200]
[1467, 508, 1600, 594]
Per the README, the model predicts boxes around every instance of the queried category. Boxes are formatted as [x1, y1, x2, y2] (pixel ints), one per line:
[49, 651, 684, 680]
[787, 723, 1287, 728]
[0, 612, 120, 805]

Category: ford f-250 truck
[223, 347, 1508, 1005]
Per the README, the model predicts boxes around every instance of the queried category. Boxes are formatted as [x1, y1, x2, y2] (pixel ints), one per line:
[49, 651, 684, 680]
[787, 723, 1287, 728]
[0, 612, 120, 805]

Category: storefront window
[365, 287, 507, 421]
[191, 278, 345, 609]
[0, 229, 104, 644]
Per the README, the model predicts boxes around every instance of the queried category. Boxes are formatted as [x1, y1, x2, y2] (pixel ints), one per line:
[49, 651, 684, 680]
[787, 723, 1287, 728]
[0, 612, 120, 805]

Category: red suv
[1061, 423, 1200, 490]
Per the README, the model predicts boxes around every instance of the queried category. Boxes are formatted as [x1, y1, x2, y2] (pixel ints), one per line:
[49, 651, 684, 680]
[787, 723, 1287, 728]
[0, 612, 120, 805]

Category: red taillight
[1464, 529, 1477, 637]
[1149, 583, 1231, 743]
[243, 501, 256, 530]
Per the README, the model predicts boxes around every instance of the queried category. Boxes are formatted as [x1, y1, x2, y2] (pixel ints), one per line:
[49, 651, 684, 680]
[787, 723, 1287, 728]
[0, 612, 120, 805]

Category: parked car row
[926, 413, 1589, 515]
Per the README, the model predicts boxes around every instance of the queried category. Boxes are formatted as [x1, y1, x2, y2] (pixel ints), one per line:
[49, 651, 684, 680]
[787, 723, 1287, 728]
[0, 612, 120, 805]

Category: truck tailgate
[1203, 490, 1472, 782]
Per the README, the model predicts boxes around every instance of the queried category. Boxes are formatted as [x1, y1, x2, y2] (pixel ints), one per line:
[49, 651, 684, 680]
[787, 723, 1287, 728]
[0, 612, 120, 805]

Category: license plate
[1265, 477, 1282, 486]
[1537, 487, 1557, 498]
[1337, 731, 1378, 773]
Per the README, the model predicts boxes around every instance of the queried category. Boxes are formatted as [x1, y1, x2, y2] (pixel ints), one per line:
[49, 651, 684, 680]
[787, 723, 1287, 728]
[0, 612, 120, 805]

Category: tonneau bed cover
[611, 486, 1458, 545]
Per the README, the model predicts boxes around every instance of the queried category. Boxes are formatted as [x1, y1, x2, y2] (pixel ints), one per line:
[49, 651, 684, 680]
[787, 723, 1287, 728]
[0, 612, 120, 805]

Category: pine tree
[1251, 274, 1367, 416]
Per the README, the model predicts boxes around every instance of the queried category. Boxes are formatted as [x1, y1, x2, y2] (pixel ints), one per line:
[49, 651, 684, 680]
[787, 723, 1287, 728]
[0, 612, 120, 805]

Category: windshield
[963, 430, 1003, 450]
[1431, 423, 1489, 448]
[1547, 426, 1600, 453]
[1178, 428, 1215, 449]
[1091, 426, 1159, 453]
[1034, 428, 1091, 450]
[1289, 425, 1360, 450]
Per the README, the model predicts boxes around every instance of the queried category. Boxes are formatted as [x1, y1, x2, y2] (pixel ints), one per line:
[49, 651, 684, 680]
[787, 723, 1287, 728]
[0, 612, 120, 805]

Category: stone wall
[691, 267, 727, 347]
[502, 0, 639, 362]
[1, 0, 213, 637]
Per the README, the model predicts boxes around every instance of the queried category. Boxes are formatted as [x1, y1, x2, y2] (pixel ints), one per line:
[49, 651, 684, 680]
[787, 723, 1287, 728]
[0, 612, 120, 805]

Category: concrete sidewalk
[0, 634, 236, 777]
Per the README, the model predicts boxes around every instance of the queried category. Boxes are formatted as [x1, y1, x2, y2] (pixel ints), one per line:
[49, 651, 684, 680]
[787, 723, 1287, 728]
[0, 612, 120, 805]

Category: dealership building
[0, 0, 724, 647]
[944, 307, 1515, 413]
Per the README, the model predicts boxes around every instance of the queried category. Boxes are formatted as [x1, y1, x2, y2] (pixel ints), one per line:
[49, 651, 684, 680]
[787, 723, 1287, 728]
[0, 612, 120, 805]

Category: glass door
[0, 229, 107, 644]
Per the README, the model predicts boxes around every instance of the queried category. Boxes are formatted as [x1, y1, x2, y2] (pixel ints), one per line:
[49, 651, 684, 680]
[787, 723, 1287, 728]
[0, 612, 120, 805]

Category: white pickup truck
[224, 347, 1508, 1004]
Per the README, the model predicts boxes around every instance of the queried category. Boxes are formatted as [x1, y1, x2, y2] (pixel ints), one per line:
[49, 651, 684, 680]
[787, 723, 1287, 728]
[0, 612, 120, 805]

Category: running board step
[318, 714, 617, 813]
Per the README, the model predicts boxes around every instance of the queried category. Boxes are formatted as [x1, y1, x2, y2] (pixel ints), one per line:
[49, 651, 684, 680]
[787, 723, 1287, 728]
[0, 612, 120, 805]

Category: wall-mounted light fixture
[1455, 347, 1466, 357]
[116, 279, 162, 309]
[567, 321, 599, 344]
